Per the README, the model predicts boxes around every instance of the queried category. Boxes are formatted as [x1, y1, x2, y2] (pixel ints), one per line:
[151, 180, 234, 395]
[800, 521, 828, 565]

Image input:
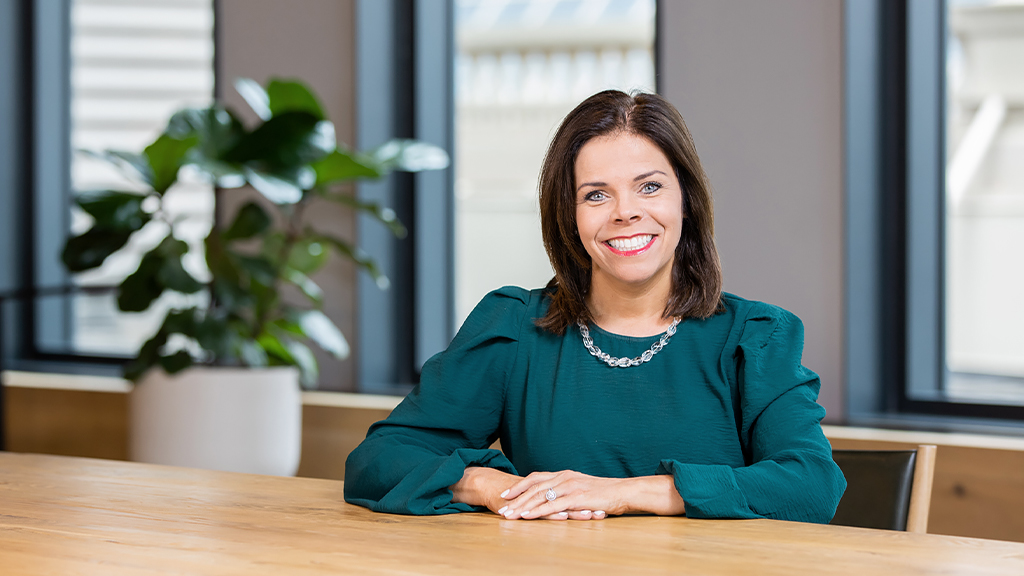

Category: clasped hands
[450, 466, 685, 521]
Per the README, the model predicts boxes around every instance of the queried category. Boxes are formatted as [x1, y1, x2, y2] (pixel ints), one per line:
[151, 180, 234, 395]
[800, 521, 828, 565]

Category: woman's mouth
[603, 234, 656, 256]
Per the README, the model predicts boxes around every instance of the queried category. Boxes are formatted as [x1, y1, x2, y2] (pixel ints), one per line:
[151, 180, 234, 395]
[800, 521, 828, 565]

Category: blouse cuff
[656, 460, 764, 520]
[373, 448, 517, 515]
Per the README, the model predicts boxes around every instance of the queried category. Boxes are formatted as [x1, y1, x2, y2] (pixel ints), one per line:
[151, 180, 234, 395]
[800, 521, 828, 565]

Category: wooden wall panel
[4, 387, 128, 461]
[296, 405, 390, 481]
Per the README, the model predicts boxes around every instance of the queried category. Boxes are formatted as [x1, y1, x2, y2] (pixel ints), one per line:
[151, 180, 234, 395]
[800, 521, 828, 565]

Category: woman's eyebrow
[633, 170, 667, 181]
[576, 180, 607, 192]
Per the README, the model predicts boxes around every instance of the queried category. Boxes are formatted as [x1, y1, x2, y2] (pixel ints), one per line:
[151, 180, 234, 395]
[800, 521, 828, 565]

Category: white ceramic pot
[130, 366, 302, 476]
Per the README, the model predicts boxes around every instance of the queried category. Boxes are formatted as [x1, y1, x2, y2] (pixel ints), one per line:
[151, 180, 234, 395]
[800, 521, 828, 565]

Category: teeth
[607, 235, 653, 251]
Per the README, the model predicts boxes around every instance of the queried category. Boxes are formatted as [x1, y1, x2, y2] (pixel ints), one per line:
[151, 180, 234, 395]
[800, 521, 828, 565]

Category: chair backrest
[829, 445, 936, 533]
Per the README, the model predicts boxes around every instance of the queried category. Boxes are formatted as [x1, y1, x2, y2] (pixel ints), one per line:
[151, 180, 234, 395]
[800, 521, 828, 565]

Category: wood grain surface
[2, 453, 1024, 575]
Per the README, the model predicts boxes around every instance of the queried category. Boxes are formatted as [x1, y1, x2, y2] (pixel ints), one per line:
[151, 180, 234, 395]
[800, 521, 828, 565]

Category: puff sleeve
[343, 287, 526, 515]
[656, 303, 847, 523]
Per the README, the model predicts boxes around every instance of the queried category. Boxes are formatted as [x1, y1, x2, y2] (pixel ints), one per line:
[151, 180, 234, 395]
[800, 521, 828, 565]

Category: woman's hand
[450, 467, 522, 515]
[499, 471, 686, 520]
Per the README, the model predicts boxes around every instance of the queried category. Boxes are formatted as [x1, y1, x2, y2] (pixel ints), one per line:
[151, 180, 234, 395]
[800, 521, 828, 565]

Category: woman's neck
[586, 272, 675, 337]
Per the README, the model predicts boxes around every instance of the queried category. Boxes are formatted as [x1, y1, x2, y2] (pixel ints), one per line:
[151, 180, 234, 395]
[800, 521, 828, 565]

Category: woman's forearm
[621, 475, 686, 516]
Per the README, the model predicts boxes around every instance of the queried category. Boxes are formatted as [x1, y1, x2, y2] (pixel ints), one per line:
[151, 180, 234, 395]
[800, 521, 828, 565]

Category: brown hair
[536, 89, 723, 333]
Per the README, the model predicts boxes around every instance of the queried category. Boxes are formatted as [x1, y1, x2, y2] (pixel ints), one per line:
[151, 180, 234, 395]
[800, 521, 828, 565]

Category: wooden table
[2, 453, 1024, 575]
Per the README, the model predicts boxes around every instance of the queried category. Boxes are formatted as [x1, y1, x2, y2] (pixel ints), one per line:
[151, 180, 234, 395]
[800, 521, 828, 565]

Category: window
[67, 0, 215, 356]
[942, 0, 1024, 405]
[453, 0, 657, 327]
[353, 0, 657, 392]
[846, 0, 1024, 423]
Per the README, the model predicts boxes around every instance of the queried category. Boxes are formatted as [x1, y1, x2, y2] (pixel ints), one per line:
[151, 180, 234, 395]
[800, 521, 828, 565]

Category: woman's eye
[641, 182, 663, 194]
[584, 190, 607, 202]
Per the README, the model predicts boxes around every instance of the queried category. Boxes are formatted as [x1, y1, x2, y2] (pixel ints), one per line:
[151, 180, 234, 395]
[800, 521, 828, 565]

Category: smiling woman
[344, 90, 846, 524]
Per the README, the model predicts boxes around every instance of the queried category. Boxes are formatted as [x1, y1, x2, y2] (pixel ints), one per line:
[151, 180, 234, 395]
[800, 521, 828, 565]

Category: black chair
[830, 445, 936, 533]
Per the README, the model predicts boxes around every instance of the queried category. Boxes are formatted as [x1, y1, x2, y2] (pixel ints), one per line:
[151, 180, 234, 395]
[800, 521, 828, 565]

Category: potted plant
[62, 78, 448, 475]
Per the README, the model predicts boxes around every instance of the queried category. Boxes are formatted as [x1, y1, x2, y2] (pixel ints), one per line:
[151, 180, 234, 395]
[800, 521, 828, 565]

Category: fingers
[503, 471, 558, 500]
[504, 482, 564, 519]
[495, 507, 607, 521]
[496, 470, 610, 521]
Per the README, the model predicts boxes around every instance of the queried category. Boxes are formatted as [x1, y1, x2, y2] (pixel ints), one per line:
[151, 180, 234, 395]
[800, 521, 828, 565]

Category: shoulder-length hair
[536, 89, 723, 334]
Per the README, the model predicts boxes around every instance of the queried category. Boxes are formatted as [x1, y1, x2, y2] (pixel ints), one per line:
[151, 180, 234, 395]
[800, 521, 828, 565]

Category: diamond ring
[545, 488, 557, 502]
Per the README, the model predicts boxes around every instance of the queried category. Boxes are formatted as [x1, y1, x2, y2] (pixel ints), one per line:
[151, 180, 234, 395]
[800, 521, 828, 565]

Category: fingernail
[558, 512, 568, 517]
[504, 509, 514, 519]
[497, 506, 508, 515]
[595, 510, 606, 517]
[522, 510, 531, 517]
[500, 489, 510, 498]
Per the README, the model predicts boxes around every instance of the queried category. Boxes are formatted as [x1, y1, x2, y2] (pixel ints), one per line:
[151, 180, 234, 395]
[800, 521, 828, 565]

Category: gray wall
[0, 0, 26, 294]
[218, 0, 359, 391]
[659, 0, 845, 421]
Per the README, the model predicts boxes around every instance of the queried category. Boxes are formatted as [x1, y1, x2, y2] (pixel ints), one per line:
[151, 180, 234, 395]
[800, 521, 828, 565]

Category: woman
[344, 90, 846, 523]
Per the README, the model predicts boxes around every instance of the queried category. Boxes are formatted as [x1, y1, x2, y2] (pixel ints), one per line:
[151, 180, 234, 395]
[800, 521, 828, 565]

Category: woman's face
[574, 132, 683, 292]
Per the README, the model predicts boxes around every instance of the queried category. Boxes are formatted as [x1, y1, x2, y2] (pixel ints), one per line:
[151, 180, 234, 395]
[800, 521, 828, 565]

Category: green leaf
[117, 245, 166, 312]
[82, 149, 153, 185]
[238, 338, 269, 367]
[257, 331, 293, 363]
[234, 77, 271, 121]
[193, 159, 247, 188]
[370, 139, 450, 172]
[210, 277, 252, 313]
[249, 280, 280, 328]
[314, 232, 390, 289]
[312, 149, 381, 185]
[223, 202, 271, 241]
[124, 329, 168, 381]
[124, 308, 196, 381]
[291, 309, 349, 359]
[159, 350, 194, 374]
[167, 106, 246, 162]
[234, 253, 277, 286]
[283, 268, 323, 305]
[162, 307, 200, 335]
[205, 233, 241, 287]
[76, 191, 150, 231]
[318, 193, 406, 238]
[62, 191, 152, 271]
[62, 229, 134, 272]
[190, 312, 231, 356]
[256, 332, 316, 389]
[283, 339, 318, 389]
[118, 236, 202, 312]
[158, 255, 204, 294]
[270, 317, 305, 338]
[144, 133, 199, 194]
[223, 112, 334, 169]
[285, 237, 329, 275]
[267, 78, 325, 120]
[155, 237, 204, 294]
[243, 167, 306, 204]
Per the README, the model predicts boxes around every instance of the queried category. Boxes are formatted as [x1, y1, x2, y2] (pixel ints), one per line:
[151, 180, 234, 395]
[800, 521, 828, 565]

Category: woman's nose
[613, 195, 643, 223]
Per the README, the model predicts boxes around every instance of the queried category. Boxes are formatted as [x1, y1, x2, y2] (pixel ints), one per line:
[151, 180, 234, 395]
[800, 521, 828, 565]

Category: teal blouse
[344, 287, 846, 523]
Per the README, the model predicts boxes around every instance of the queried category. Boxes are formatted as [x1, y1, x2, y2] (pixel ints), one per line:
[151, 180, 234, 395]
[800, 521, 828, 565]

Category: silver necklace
[577, 317, 681, 368]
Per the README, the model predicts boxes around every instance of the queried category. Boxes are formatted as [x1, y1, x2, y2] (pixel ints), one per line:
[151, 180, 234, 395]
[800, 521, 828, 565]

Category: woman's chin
[594, 264, 672, 289]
